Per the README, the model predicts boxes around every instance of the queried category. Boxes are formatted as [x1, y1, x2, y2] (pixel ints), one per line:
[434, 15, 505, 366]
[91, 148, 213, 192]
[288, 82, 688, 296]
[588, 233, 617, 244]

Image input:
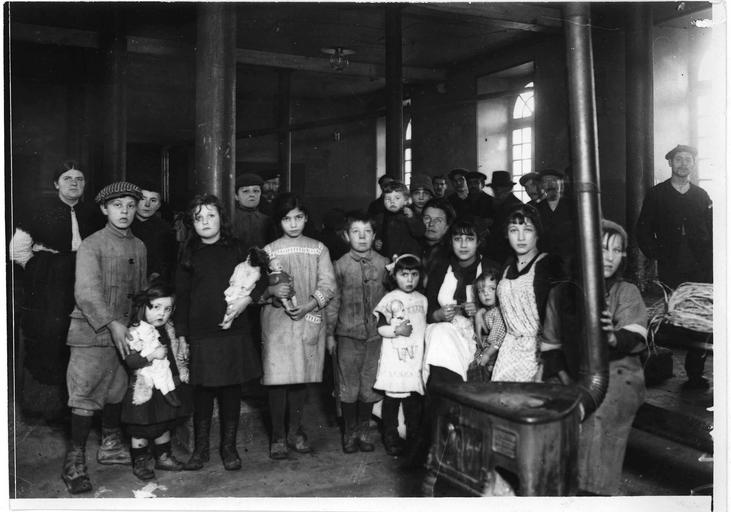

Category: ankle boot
[220, 420, 241, 471]
[183, 418, 211, 471]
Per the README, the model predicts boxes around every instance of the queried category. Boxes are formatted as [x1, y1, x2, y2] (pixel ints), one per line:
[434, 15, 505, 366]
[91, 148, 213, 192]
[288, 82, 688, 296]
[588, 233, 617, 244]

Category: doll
[126, 320, 179, 406]
[220, 247, 269, 329]
[268, 255, 297, 311]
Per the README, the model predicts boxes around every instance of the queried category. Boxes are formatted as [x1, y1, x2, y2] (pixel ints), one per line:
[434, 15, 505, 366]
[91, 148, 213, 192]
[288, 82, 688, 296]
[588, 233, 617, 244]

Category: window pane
[405, 120, 412, 140]
[522, 127, 532, 143]
[513, 145, 521, 160]
[405, 148, 411, 160]
[514, 161, 523, 174]
[513, 129, 522, 144]
[523, 143, 532, 160]
[405, 161, 411, 173]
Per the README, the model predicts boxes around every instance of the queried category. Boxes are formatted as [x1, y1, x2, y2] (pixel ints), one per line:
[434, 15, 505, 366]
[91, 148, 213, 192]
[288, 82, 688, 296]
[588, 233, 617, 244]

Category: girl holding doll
[373, 254, 428, 456]
[261, 193, 336, 460]
[174, 194, 266, 471]
[121, 282, 192, 481]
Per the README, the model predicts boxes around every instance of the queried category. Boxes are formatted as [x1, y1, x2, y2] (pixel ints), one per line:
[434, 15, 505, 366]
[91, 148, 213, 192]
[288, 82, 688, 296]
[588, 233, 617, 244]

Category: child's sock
[341, 402, 357, 434]
[101, 402, 122, 430]
[152, 441, 171, 459]
[70, 413, 93, 450]
[130, 445, 149, 460]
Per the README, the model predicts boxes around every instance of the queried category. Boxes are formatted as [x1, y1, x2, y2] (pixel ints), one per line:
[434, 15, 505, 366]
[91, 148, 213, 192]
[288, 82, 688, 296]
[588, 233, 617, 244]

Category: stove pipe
[563, 3, 609, 420]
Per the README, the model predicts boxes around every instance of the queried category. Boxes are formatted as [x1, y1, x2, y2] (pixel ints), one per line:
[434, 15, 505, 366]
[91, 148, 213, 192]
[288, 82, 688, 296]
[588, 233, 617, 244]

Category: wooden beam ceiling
[413, 3, 563, 33]
[10, 22, 446, 83]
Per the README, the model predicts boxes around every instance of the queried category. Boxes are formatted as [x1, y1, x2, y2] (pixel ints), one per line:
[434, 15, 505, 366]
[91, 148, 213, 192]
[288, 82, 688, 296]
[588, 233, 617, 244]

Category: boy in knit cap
[62, 182, 147, 494]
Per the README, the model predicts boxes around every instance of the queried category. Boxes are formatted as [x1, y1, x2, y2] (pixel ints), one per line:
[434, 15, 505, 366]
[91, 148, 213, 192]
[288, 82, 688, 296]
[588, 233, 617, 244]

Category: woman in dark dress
[9, 161, 103, 420]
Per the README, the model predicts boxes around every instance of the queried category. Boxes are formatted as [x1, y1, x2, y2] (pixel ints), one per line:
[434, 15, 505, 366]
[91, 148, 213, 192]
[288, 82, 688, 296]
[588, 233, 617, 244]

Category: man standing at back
[636, 144, 713, 389]
[637, 144, 713, 288]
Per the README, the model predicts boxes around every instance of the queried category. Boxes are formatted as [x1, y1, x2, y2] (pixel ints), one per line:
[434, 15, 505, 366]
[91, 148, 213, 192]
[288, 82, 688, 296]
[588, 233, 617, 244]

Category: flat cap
[665, 144, 698, 161]
[519, 172, 540, 187]
[466, 171, 488, 182]
[409, 174, 435, 195]
[448, 168, 469, 181]
[95, 181, 142, 204]
[236, 173, 264, 190]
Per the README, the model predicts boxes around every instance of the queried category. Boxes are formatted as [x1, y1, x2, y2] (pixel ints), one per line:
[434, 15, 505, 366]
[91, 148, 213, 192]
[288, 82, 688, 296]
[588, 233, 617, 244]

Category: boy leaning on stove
[61, 181, 147, 495]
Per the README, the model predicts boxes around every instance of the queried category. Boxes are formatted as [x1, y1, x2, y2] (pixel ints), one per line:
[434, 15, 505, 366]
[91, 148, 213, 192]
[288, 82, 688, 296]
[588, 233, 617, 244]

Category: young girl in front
[261, 193, 336, 460]
[174, 194, 266, 471]
[373, 254, 428, 456]
[467, 267, 506, 383]
[122, 282, 192, 481]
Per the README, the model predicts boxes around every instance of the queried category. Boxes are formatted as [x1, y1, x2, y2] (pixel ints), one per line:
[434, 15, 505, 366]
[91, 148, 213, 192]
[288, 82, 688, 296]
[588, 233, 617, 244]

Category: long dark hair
[504, 204, 543, 239]
[178, 194, 235, 270]
[272, 192, 309, 237]
[129, 281, 176, 327]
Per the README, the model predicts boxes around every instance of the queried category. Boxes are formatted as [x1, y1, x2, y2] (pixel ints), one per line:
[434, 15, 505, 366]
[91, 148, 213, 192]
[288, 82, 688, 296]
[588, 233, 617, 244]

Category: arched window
[512, 82, 534, 202]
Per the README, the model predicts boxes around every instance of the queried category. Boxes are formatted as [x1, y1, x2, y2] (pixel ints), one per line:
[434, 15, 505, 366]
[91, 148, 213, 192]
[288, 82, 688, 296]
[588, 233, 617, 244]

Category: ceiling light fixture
[321, 47, 355, 72]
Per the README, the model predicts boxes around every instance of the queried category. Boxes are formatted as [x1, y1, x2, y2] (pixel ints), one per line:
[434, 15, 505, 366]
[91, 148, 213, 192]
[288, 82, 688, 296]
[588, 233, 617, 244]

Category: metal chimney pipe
[563, 3, 609, 419]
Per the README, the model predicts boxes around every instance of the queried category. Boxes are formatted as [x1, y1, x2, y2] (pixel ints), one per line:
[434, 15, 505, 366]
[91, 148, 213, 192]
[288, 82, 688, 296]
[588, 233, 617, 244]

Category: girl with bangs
[491, 205, 558, 382]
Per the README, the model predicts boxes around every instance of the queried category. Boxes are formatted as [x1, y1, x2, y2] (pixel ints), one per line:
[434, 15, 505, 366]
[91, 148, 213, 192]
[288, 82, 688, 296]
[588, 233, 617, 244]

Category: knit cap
[409, 174, 435, 195]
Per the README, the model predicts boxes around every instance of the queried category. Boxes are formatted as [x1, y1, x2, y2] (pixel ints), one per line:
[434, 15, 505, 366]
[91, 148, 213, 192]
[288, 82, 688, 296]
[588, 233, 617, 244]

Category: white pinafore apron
[491, 254, 546, 382]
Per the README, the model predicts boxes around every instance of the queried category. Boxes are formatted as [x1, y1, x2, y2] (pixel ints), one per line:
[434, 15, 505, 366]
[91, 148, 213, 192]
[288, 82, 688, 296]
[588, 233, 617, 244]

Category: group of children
[61, 175, 645, 497]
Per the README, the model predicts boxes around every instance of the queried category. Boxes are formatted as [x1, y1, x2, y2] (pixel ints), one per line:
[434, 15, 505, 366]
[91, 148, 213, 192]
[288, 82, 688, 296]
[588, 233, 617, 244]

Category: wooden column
[100, 10, 127, 182]
[385, 5, 403, 181]
[194, 3, 237, 214]
[278, 69, 292, 192]
[625, 3, 654, 285]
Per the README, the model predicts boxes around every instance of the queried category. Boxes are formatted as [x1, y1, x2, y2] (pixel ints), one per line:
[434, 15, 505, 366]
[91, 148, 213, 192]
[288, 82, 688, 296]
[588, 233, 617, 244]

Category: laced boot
[153, 442, 184, 471]
[131, 447, 155, 481]
[287, 427, 312, 454]
[61, 446, 92, 494]
[97, 428, 131, 465]
[356, 422, 375, 452]
[183, 418, 211, 471]
[220, 420, 242, 471]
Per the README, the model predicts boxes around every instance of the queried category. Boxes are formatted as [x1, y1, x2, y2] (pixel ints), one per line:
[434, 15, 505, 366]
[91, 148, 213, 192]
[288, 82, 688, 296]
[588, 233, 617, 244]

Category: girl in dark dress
[122, 283, 192, 481]
[174, 194, 266, 471]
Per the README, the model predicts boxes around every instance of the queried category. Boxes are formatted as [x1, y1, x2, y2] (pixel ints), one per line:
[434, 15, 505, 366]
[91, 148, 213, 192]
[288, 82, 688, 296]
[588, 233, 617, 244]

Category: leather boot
[220, 420, 241, 471]
[61, 446, 92, 494]
[183, 418, 211, 471]
[97, 428, 131, 465]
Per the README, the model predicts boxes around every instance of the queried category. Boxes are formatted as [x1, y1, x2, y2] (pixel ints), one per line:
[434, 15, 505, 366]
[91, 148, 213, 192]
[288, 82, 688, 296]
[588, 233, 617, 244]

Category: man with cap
[535, 168, 576, 275]
[409, 174, 435, 217]
[484, 171, 523, 264]
[636, 144, 712, 389]
[233, 172, 275, 251]
[256, 169, 281, 217]
[446, 168, 472, 219]
[432, 174, 448, 199]
[62, 181, 147, 494]
[519, 171, 546, 206]
[131, 179, 176, 283]
[368, 174, 395, 217]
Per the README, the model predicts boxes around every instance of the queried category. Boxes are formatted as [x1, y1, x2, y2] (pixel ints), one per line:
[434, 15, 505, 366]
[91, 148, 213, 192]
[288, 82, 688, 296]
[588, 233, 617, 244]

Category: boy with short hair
[374, 180, 425, 258]
[62, 182, 147, 494]
[326, 211, 389, 453]
[232, 172, 275, 251]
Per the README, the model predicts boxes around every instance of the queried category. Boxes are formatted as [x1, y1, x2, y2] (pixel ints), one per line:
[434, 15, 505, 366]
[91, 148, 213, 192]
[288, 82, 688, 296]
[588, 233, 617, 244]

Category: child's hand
[269, 282, 292, 300]
[177, 336, 189, 360]
[600, 309, 617, 347]
[403, 206, 414, 218]
[286, 298, 317, 321]
[109, 320, 130, 358]
[462, 302, 477, 317]
[326, 335, 336, 355]
[150, 345, 167, 361]
[435, 304, 457, 323]
[477, 346, 497, 367]
[394, 319, 413, 337]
